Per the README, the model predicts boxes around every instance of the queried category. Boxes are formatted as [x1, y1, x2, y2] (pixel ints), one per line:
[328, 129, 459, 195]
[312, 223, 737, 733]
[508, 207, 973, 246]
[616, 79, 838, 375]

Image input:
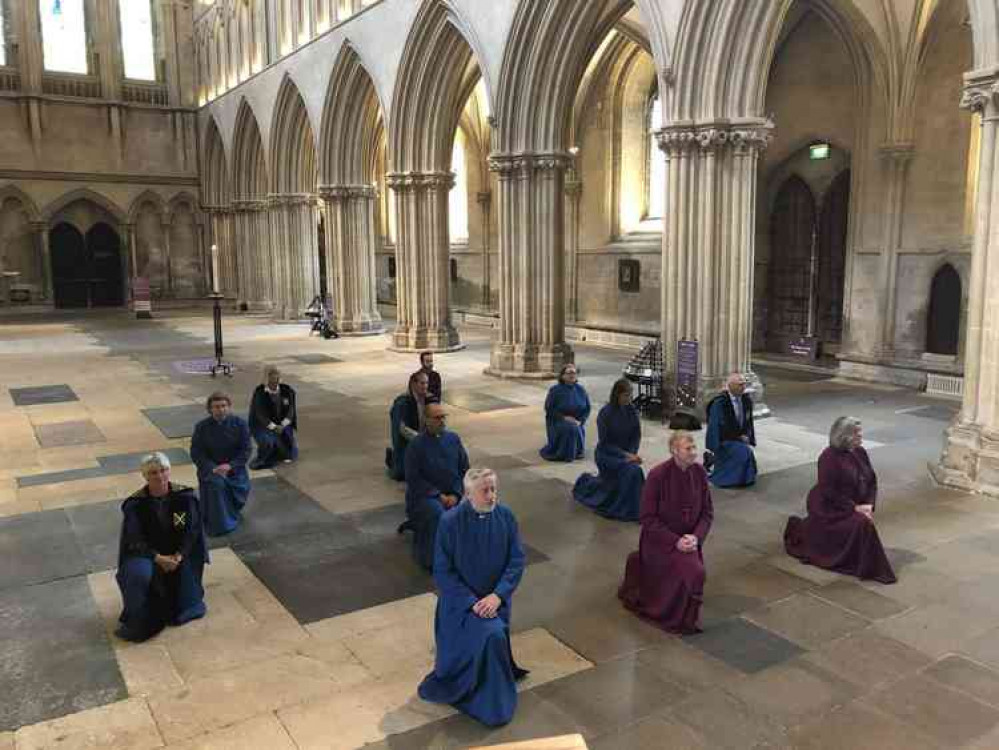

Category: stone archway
[767, 176, 817, 352]
[50, 219, 124, 308]
[926, 263, 962, 356]
[231, 99, 272, 311]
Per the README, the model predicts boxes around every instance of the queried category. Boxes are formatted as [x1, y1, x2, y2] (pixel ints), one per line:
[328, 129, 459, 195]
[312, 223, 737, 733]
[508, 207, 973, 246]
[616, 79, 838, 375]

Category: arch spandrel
[41, 189, 127, 226]
[268, 75, 320, 194]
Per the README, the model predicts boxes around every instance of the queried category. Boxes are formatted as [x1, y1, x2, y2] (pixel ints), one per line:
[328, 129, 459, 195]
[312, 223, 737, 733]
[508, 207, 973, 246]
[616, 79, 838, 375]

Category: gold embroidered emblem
[173, 512, 186, 528]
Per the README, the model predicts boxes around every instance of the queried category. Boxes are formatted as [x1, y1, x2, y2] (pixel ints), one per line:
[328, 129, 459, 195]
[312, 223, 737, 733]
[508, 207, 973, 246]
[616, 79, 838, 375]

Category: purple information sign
[675, 339, 699, 408]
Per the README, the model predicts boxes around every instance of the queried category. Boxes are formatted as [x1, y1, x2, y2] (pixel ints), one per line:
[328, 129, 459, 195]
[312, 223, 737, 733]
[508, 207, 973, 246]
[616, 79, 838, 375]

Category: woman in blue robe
[248, 365, 298, 470]
[705, 374, 758, 488]
[573, 378, 645, 521]
[404, 403, 469, 570]
[190, 391, 252, 536]
[419, 468, 528, 727]
[539, 363, 590, 462]
[116, 452, 208, 642]
[386, 371, 430, 481]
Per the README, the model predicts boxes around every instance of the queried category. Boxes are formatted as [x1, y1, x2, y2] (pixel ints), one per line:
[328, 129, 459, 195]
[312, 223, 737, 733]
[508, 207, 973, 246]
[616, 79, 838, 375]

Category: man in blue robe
[705, 373, 757, 487]
[190, 391, 252, 536]
[419, 467, 528, 727]
[404, 402, 469, 570]
[116, 452, 208, 642]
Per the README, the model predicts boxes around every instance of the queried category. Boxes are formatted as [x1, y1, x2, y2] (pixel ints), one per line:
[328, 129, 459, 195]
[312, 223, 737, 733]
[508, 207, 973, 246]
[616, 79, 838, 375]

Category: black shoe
[702, 451, 715, 471]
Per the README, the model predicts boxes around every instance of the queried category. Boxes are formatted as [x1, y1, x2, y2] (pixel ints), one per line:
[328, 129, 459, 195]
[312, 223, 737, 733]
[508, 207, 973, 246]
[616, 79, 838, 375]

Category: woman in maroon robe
[619, 431, 713, 634]
[784, 416, 896, 584]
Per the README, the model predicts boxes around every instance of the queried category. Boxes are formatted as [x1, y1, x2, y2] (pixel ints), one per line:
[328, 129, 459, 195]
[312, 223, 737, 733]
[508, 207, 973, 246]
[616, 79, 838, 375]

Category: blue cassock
[190, 415, 252, 536]
[539, 383, 590, 461]
[404, 430, 469, 570]
[387, 394, 420, 481]
[116, 484, 208, 642]
[573, 403, 645, 520]
[705, 393, 758, 488]
[419, 500, 528, 727]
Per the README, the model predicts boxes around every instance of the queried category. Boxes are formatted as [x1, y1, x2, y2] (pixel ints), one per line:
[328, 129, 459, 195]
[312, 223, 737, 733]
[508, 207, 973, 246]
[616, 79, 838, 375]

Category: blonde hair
[140, 451, 171, 477]
[262, 364, 281, 384]
[669, 430, 695, 451]
[463, 467, 497, 496]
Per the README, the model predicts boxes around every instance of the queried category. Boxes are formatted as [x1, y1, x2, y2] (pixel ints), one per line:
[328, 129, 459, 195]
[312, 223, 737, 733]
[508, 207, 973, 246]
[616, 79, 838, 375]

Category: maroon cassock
[618, 459, 713, 634]
[784, 446, 896, 584]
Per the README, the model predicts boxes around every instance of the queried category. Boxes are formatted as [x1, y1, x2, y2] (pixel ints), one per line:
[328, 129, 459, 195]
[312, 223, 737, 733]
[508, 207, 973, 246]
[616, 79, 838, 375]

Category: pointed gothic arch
[202, 116, 231, 207]
[41, 189, 127, 226]
[232, 99, 269, 200]
[926, 262, 963, 356]
[270, 75, 319, 194]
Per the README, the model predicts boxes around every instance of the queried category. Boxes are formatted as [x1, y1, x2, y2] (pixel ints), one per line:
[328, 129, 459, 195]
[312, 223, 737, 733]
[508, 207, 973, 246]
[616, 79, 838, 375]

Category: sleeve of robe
[544, 386, 559, 420]
[284, 385, 298, 429]
[578, 387, 592, 425]
[432, 512, 479, 612]
[693, 471, 714, 543]
[189, 422, 215, 473]
[705, 398, 723, 454]
[809, 449, 860, 522]
[745, 396, 757, 446]
[249, 386, 270, 431]
[454, 437, 470, 496]
[120, 499, 156, 559]
[639, 467, 682, 550]
[857, 447, 878, 506]
[492, 511, 525, 607]
[231, 419, 252, 469]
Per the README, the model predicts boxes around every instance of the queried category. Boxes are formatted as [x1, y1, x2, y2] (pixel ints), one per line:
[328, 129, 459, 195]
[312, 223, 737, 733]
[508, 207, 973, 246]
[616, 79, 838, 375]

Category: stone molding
[488, 152, 573, 175]
[266, 193, 318, 208]
[200, 204, 232, 215]
[385, 172, 455, 191]
[231, 199, 267, 212]
[961, 71, 999, 113]
[655, 120, 774, 155]
[879, 143, 915, 162]
[318, 184, 378, 201]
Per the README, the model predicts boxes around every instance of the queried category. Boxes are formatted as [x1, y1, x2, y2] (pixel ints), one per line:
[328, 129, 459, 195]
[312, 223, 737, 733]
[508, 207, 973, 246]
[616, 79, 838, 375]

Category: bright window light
[120, 0, 157, 81]
[41, 0, 89, 74]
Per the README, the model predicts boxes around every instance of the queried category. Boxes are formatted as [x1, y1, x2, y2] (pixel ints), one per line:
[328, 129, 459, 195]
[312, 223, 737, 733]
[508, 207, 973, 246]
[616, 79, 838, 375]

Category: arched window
[0, 1, 9, 67]
[119, 0, 157, 81]
[40, 0, 89, 74]
[926, 263, 962, 356]
[646, 90, 666, 220]
[449, 131, 469, 244]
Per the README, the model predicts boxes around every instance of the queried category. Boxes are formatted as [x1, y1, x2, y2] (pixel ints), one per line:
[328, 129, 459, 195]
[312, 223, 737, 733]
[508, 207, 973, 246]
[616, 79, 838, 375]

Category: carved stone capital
[488, 152, 573, 176]
[232, 199, 267, 213]
[961, 71, 999, 113]
[475, 190, 492, 206]
[200, 203, 230, 215]
[655, 120, 773, 155]
[564, 180, 582, 197]
[266, 193, 317, 207]
[319, 184, 378, 201]
[385, 172, 455, 192]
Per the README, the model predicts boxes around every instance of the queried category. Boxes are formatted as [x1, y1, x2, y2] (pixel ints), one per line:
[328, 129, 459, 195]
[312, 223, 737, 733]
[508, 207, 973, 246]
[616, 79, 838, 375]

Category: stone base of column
[485, 342, 574, 380]
[930, 421, 999, 498]
[336, 313, 384, 337]
[390, 324, 463, 352]
[243, 300, 274, 314]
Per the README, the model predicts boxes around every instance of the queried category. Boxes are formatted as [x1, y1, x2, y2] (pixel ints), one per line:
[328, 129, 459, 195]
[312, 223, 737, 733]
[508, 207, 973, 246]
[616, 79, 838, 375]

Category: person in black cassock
[116, 452, 208, 642]
[419, 350, 443, 402]
[249, 365, 298, 470]
[386, 370, 432, 481]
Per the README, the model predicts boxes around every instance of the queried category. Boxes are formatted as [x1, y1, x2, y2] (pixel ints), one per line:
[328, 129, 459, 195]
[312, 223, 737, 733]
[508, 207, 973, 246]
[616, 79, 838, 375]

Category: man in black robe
[704, 372, 758, 487]
[249, 365, 298, 469]
[116, 452, 208, 642]
[420, 351, 443, 403]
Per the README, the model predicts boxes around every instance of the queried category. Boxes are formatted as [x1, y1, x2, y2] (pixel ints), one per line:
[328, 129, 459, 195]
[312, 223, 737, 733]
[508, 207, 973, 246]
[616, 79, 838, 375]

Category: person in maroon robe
[784, 416, 896, 584]
[619, 431, 713, 634]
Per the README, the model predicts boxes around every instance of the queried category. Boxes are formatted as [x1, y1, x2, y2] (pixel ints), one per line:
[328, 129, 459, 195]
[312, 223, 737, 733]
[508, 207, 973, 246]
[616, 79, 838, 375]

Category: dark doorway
[816, 170, 850, 347]
[50, 221, 124, 308]
[767, 176, 816, 351]
[926, 264, 961, 356]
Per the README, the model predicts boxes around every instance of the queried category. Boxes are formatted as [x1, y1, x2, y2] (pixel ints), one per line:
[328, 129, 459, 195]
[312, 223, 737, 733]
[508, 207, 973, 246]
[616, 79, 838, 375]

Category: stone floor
[1, 309, 998, 749]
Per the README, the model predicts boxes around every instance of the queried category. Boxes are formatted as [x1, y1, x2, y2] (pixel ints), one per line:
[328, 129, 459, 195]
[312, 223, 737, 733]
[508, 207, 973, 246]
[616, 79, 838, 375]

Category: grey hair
[463, 467, 497, 496]
[829, 416, 862, 450]
[669, 430, 696, 451]
[263, 364, 281, 383]
[140, 451, 171, 477]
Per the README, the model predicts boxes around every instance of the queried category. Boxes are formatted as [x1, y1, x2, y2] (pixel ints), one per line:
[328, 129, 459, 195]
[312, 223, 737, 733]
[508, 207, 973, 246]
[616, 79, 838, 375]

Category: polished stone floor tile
[12, 698, 162, 750]
[0, 576, 127, 731]
[589, 715, 708, 750]
[784, 701, 942, 750]
[446, 391, 528, 413]
[875, 602, 999, 658]
[65, 499, 124, 572]
[634, 637, 748, 693]
[745, 593, 870, 648]
[546, 603, 666, 664]
[808, 579, 911, 620]
[10, 384, 79, 406]
[164, 713, 297, 750]
[924, 654, 999, 708]
[288, 353, 342, 365]
[15, 447, 192, 488]
[868, 674, 999, 747]
[686, 617, 804, 674]
[802, 628, 931, 689]
[141, 404, 206, 438]
[33, 418, 106, 448]
[667, 687, 788, 750]
[710, 560, 812, 603]
[0, 509, 87, 590]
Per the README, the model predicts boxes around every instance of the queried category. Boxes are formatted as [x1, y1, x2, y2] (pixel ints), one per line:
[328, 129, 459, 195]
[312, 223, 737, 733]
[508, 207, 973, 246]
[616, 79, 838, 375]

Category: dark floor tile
[97, 447, 192, 474]
[65, 499, 122, 572]
[33, 419, 106, 448]
[10, 384, 79, 406]
[0, 577, 126, 731]
[809, 580, 910, 620]
[868, 674, 999, 746]
[635, 637, 747, 692]
[141, 404, 208, 438]
[288, 353, 342, 364]
[15, 465, 109, 488]
[534, 655, 689, 737]
[685, 617, 804, 674]
[699, 592, 765, 628]
[925, 655, 999, 708]
[445, 391, 527, 413]
[0, 509, 87, 591]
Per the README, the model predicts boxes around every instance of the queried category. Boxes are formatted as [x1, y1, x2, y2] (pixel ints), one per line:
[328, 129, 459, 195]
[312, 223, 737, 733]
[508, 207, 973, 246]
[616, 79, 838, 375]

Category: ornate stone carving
[385, 172, 455, 191]
[961, 73, 999, 113]
[655, 120, 773, 155]
[488, 152, 573, 176]
[319, 184, 378, 201]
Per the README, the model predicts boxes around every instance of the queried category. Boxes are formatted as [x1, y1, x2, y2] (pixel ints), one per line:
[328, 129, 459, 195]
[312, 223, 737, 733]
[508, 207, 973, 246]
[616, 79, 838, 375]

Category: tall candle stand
[209, 293, 232, 377]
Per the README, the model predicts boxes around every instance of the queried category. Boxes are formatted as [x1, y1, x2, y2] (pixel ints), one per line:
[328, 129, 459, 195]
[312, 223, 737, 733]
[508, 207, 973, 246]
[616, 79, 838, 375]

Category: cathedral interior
[3, 0, 999, 748]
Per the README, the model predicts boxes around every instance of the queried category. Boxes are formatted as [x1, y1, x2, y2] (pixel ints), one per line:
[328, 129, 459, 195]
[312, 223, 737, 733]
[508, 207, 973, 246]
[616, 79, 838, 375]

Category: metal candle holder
[209, 293, 232, 377]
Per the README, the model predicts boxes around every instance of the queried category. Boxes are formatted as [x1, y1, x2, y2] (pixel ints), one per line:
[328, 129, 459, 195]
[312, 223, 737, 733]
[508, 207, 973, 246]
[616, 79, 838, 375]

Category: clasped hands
[625, 452, 643, 465]
[211, 462, 232, 476]
[441, 493, 460, 509]
[154, 552, 183, 573]
[562, 415, 580, 426]
[267, 419, 291, 433]
[675, 534, 699, 553]
[472, 593, 502, 619]
[855, 504, 874, 521]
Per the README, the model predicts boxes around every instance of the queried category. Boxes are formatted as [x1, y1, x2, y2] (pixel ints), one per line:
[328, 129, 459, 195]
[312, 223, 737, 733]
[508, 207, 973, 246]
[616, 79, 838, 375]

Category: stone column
[656, 121, 772, 405]
[233, 199, 271, 311]
[476, 190, 492, 310]
[266, 194, 320, 319]
[876, 144, 915, 357]
[31, 222, 52, 303]
[487, 153, 574, 377]
[564, 178, 582, 323]
[933, 74, 999, 497]
[161, 219, 174, 296]
[386, 172, 462, 351]
[319, 185, 384, 335]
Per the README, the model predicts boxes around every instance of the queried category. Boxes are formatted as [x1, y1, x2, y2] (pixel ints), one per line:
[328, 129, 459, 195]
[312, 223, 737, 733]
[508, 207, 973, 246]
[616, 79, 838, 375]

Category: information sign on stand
[132, 277, 152, 319]
[675, 339, 699, 410]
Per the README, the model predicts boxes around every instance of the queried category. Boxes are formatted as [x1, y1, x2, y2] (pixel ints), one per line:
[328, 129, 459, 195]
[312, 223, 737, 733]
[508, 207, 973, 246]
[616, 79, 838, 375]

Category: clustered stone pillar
[386, 172, 461, 351]
[267, 194, 320, 320]
[476, 190, 492, 310]
[319, 185, 384, 335]
[933, 73, 999, 498]
[487, 153, 574, 377]
[204, 205, 238, 297]
[877, 144, 915, 357]
[232, 199, 272, 311]
[657, 121, 772, 402]
[564, 177, 582, 323]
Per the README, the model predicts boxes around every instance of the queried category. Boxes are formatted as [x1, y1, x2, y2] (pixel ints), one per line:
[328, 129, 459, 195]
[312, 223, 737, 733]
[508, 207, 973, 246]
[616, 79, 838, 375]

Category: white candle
[211, 244, 220, 294]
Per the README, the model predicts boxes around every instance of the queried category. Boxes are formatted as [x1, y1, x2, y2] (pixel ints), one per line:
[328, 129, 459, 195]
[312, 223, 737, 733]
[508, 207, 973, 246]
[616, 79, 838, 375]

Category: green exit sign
[809, 143, 830, 160]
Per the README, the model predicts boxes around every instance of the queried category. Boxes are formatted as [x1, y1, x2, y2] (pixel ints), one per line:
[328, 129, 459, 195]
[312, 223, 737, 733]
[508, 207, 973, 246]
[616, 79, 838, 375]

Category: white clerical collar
[265, 385, 280, 395]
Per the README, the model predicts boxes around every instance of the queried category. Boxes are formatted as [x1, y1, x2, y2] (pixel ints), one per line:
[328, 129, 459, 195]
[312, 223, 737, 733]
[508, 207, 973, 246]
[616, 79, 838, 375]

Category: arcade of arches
[0, 0, 998, 499]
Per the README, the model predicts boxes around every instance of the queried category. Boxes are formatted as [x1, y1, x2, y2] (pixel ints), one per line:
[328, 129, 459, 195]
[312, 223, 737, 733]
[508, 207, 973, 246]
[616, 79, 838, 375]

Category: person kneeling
[116, 452, 208, 643]
[619, 431, 713, 634]
[249, 365, 298, 470]
[704, 372, 757, 488]
[419, 467, 529, 727]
